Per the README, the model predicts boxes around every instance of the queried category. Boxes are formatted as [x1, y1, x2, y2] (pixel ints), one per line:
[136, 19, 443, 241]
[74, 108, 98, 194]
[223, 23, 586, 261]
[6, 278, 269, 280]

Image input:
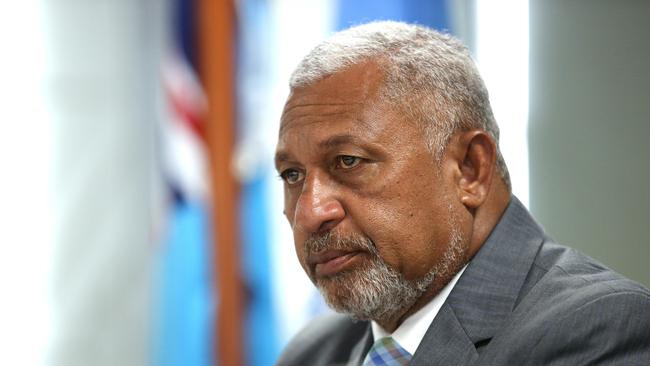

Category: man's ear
[447, 130, 497, 209]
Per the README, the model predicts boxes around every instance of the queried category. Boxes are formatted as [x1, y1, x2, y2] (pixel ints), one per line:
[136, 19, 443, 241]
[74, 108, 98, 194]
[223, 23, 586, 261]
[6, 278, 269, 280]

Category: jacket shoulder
[531, 241, 649, 301]
[487, 242, 650, 365]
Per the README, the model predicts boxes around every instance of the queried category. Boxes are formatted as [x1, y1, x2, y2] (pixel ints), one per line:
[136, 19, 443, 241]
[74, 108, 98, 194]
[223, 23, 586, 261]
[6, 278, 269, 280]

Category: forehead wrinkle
[318, 134, 360, 150]
[280, 102, 365, 134]
[280, 116, 375, 142]
[283, 101, 364, 115]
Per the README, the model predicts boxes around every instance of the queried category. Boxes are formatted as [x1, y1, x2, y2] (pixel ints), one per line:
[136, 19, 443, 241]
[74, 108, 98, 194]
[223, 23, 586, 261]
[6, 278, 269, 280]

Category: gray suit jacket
[276, 198, 650, 365]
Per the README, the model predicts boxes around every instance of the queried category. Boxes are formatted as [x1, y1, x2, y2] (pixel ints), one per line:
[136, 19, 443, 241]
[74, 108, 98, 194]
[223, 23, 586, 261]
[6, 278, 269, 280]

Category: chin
[315, 262, 434, 322]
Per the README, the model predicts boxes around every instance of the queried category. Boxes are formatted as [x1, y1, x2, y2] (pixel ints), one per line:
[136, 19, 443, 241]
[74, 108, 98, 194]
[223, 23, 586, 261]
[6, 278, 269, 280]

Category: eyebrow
[274, 151, 291, 167]
[275, 133, 372, 169]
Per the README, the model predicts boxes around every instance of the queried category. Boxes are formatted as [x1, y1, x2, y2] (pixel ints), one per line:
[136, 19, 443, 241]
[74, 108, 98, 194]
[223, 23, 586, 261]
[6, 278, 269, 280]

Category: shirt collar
[370, 265, 468, 355]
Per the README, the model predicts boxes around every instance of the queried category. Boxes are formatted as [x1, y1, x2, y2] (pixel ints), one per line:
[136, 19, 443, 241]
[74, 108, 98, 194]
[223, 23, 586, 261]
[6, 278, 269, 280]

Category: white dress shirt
[370, 265, 468, 355]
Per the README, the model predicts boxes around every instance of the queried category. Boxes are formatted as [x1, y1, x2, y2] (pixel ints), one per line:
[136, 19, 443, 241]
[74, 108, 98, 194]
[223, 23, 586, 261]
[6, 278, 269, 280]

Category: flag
[153, 0, 214, 364]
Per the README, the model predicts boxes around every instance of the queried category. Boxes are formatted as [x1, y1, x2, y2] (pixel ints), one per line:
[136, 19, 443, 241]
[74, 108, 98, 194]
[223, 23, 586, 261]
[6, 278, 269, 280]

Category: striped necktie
[362, 336, 412, 366]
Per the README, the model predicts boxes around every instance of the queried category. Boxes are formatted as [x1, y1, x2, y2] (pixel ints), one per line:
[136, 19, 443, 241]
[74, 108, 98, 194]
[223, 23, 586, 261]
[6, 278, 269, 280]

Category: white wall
[529, 0, 650, 286]
[43, 1, 166, 365]
[0, 1, 52, 365]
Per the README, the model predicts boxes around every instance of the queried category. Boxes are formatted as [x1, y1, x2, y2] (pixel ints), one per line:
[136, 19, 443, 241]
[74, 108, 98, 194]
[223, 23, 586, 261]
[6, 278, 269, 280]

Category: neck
[467, 178, 511, 258]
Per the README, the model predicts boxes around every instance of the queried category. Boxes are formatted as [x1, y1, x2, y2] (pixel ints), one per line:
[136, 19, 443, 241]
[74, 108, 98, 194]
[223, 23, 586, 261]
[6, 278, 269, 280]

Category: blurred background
[0, 0, 647, 365]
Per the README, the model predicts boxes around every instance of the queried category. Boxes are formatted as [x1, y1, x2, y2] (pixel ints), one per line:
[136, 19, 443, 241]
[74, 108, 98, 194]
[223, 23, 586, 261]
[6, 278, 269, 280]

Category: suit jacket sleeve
[276, 313, 371, 366]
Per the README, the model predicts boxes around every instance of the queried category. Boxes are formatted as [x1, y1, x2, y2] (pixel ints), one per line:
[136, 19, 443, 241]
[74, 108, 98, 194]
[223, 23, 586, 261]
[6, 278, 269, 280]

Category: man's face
[275, 62, 467, 321]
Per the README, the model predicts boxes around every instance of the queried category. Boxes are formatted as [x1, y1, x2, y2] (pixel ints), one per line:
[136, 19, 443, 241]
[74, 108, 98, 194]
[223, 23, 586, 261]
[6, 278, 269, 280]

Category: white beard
[304, 220, 465, 322]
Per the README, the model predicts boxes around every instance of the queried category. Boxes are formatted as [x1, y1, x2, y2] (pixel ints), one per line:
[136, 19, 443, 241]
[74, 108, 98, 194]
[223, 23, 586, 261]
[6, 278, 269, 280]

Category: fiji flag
[153, 0, 215, 365]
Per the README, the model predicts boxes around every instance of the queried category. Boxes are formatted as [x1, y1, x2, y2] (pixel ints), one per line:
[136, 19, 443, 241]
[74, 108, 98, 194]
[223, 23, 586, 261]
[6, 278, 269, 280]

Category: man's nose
[293, 173, 345, 234]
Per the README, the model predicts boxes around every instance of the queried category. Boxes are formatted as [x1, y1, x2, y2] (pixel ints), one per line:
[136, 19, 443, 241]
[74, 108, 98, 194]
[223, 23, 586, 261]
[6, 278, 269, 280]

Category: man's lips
[308, 249, 363, 277]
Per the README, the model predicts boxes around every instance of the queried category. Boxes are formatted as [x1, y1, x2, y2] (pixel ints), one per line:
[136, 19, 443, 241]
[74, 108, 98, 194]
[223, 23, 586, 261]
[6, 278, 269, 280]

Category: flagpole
[197, 0, 243, 365]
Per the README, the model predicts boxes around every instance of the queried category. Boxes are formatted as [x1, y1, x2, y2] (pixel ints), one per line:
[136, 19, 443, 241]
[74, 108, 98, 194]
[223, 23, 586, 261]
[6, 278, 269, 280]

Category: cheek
[292, 232, 310, 273]
[283, 190, 297, 225]
[354, 195, 418, 258]
[358, 181, 449, 275]
[282, 190, 309, 272]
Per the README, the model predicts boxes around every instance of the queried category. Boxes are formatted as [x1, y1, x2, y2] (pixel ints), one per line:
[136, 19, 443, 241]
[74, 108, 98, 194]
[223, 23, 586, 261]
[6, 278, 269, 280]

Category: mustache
[303, 231, 376, 256]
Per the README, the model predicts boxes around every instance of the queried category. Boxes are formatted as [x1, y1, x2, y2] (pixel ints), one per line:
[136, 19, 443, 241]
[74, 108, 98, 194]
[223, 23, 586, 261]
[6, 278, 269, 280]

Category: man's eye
[280, 169, 304, 185]
[337, 155, 361, 169]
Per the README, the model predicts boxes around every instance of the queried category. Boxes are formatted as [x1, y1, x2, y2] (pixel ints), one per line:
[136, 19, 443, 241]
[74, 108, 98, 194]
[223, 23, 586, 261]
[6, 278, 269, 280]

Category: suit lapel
[410, 303, 478, 365]
[413, 197, 546, 363]
[346, 323, 372, 366]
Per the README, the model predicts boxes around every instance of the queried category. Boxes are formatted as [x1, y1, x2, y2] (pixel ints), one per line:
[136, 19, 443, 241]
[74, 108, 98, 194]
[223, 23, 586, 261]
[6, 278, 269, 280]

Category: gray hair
[290, 21, 510, 189]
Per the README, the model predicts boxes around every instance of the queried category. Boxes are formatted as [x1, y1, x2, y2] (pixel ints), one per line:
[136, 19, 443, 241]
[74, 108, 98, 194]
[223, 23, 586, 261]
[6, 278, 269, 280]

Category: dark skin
[275, 60, 510, 332]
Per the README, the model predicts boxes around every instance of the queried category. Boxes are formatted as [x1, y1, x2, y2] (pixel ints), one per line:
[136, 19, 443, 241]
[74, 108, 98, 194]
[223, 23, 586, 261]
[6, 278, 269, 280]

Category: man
[274, 21, 650, 365]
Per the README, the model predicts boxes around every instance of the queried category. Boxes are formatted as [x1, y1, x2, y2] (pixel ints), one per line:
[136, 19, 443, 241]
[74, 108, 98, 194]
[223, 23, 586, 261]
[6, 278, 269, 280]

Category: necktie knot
[362, 336, 412, 366]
